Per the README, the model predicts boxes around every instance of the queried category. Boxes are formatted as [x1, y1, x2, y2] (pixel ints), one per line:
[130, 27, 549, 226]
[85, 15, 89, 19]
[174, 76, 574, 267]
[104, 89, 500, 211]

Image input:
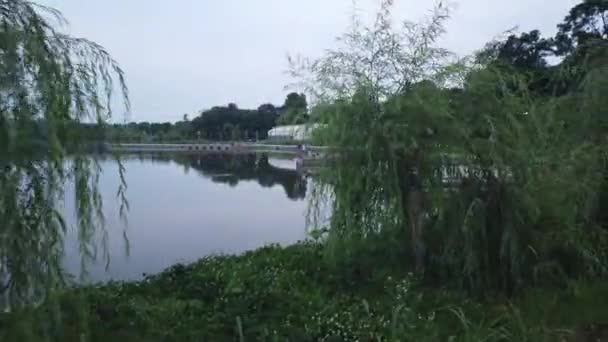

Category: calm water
[62, 153, 310, 282]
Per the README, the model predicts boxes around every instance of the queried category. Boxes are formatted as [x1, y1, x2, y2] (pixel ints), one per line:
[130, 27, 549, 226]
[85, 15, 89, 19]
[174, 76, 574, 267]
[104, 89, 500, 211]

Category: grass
[1, 241, 607, 341]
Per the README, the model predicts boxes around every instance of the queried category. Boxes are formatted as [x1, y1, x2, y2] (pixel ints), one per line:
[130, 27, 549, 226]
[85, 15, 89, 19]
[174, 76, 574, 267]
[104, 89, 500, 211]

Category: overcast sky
[39, 0, 578, 123]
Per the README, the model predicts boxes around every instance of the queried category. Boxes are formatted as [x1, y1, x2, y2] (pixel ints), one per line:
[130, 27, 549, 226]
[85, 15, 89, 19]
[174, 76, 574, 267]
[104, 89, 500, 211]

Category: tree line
[105, 92, 309, 142]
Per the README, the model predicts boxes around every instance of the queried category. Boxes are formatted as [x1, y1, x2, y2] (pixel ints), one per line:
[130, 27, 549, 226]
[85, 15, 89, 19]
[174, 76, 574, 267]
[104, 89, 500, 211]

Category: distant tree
[283, 92, 308, 112]
[106, 99, 284, 143]
[137, 122, 151, 135]
[257, 103, 279, 138]
[555, 0, 608, 55]
[257, 103, 278, 116]
[191, 102, 279, 141]
[485, 29, 558, 96]
[223, 122, 233, 141]
[496, 30, 554, 69]
[278, 93, 308, 125]
[231, 125, 242, 141]
[175, 120, 192, 140]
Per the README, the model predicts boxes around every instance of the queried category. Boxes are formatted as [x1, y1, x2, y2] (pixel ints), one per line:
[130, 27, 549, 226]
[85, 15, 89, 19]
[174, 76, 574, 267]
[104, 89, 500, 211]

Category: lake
[61, 153, 311, 282]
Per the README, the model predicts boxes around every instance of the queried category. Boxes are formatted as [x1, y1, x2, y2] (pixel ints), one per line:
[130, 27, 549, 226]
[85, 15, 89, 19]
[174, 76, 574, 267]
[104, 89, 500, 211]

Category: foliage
[105, 120, 193, 143]
[106, 94, 306, 143]
[288, 0, 453, 103]
[191, 103, 276, 141]
[2, 242, 607, 341]
[102, 95, 311, 143]
[294, 0, 608, 294]
[0, 0, 128, 313]
[555, 0, 608, 55]
[277, 92, 309, 125]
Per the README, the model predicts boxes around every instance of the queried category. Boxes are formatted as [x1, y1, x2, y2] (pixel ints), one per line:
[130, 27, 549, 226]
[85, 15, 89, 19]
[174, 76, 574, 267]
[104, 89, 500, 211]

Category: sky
[38, 0, 578, 123]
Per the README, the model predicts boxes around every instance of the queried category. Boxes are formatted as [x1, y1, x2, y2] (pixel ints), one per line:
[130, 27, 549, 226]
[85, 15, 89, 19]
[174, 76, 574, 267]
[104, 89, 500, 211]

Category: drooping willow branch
[0, 0, 129, 309]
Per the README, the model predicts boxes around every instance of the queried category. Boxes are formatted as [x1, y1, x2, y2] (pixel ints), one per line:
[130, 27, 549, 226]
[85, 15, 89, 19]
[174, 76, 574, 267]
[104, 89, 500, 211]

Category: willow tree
[0, 0, 128, 312]
[291, 0, 460, 274]
[293, 0, 608, 293]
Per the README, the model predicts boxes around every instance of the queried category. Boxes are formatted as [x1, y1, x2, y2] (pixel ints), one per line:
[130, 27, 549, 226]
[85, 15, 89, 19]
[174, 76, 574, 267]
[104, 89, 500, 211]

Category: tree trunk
[408, 187, 425, 272]
[398, 149, 426, 273]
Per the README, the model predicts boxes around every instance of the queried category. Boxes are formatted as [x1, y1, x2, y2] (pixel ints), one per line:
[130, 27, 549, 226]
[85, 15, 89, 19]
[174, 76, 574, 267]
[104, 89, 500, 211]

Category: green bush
[4, 242, 607, 341]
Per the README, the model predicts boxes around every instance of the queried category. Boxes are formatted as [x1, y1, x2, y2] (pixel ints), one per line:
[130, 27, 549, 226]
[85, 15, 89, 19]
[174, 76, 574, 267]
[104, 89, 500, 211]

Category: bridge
[105, 142, 330, 172]
[107, 142, 329, 155]
[106, 142, 298, 153]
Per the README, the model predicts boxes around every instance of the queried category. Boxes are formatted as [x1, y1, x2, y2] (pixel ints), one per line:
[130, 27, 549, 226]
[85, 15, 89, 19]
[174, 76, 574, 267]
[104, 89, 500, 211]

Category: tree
[481, 29, 559, 96]
[191, 102, 279, 141]
[223, 122, 234, 141]
[479, 1, 608, 98]
[257, 103, 278, 116]
[496, 30, 554, 70]
[293, 0, 608, 293]
[231, 125, 242, 141]
[0, 0, 128, 320]
[283, 92, 307, 112]
[551, 0, 608, 94]
[292, 0, 455, 273]
[278, 92, 308, 124]
[555, 0, 608, 55]
[257, 103, 279, 138]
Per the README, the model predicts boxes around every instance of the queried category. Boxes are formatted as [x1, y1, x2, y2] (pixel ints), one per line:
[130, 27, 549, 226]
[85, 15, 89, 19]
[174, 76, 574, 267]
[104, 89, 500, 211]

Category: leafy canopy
[296, 0, 608, 293]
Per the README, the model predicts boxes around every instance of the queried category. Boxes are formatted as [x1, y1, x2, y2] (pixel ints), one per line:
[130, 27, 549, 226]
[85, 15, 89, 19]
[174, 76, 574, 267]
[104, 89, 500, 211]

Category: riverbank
[2, 241, 608, 341]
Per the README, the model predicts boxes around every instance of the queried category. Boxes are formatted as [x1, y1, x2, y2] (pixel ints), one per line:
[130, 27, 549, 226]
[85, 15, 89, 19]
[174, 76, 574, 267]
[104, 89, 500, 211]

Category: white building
[267, 124, 321, 141]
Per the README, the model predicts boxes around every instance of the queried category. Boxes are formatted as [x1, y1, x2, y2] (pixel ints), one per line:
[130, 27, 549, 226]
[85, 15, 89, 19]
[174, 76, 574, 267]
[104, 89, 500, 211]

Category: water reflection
[126, 153, 307, 200]
[63, 152, 309, 282]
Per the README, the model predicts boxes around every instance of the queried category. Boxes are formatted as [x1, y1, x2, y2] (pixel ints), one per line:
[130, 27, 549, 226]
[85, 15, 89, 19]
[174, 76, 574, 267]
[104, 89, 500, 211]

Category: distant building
[267, 124, 322, 141]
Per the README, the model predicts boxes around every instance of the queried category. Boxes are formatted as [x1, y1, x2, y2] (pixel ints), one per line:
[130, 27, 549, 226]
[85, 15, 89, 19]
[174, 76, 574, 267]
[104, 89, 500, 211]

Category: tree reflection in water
[127, 153, 307, 200]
